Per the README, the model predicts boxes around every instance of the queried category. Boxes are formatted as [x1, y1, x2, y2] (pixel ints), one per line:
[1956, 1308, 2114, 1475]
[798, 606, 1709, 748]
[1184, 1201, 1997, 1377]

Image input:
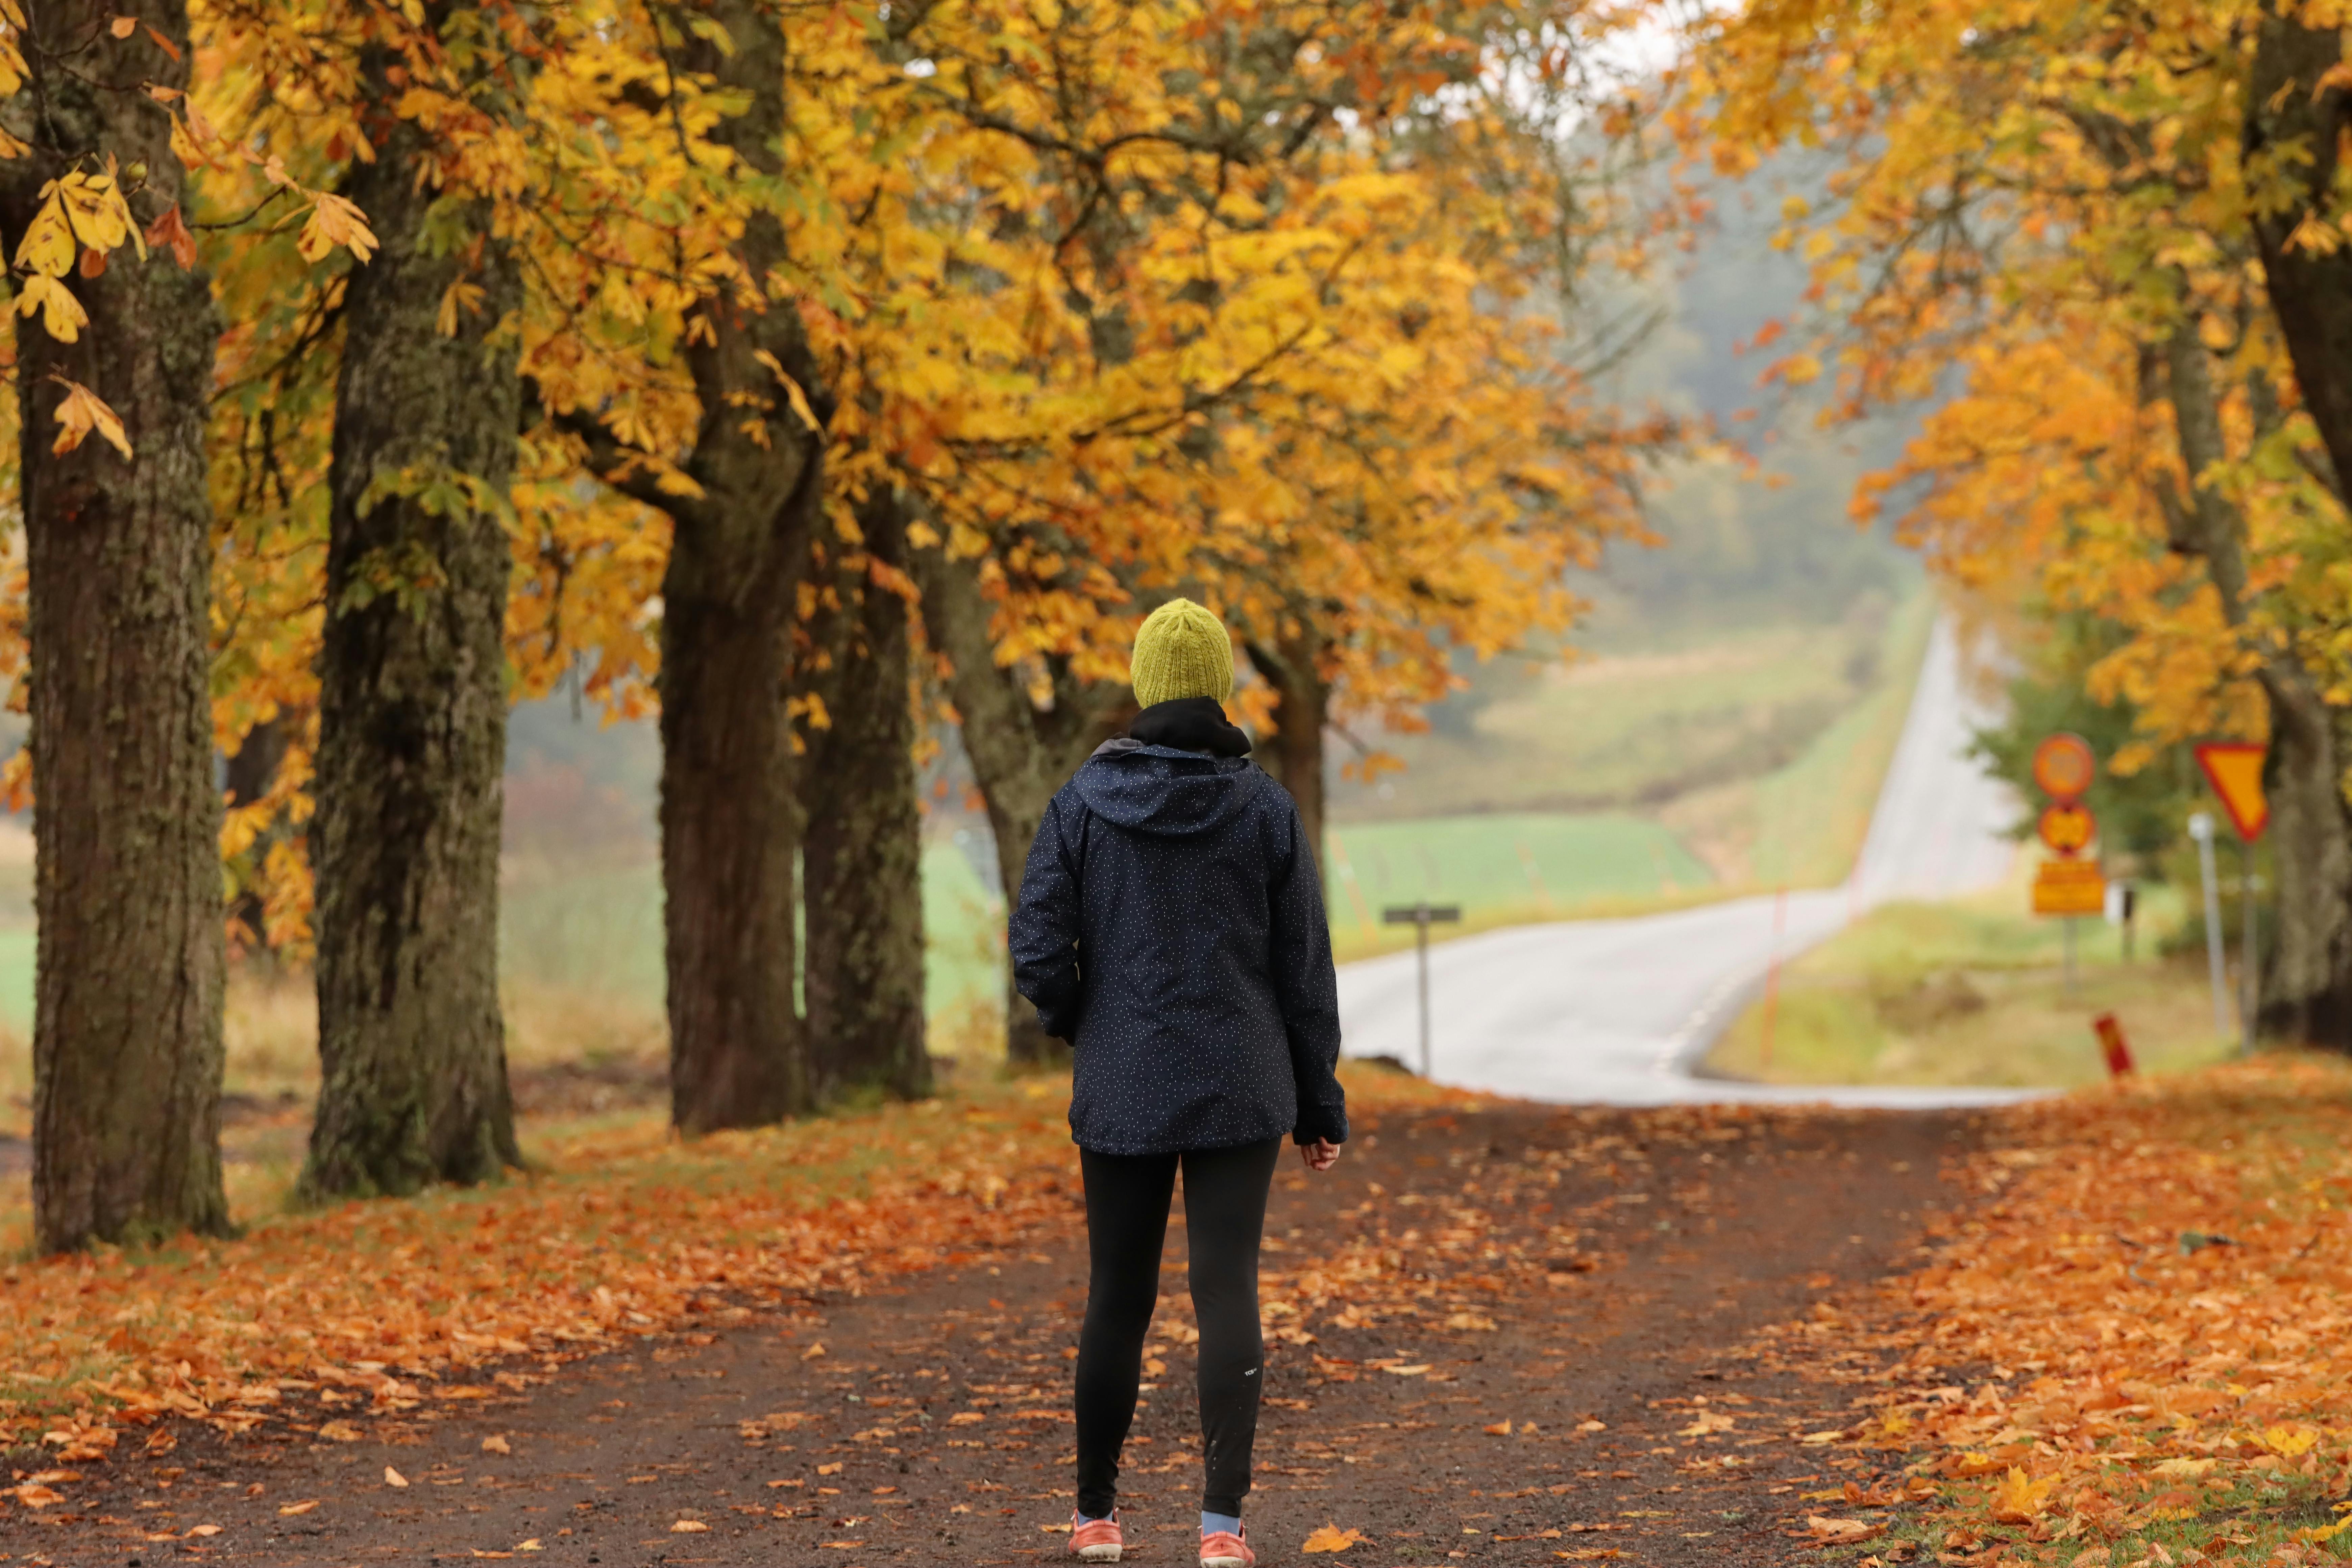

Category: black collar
[1127, 697, 1252, 757]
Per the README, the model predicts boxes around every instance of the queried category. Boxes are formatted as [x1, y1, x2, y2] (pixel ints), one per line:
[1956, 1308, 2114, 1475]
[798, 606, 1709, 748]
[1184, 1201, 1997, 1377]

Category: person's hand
[1299, 1138, 1341, 1173]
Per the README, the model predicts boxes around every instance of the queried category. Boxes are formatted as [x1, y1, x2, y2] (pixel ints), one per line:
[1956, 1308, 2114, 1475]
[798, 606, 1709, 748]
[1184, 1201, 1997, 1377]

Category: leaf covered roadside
[1773, 1058, 2352, 1566]
[0, 1064, 1479, 1495]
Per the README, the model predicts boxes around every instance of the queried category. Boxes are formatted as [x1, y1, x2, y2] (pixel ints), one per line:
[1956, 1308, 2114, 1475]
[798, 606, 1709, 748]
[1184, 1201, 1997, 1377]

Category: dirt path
[7, 1098, 1978, 1567]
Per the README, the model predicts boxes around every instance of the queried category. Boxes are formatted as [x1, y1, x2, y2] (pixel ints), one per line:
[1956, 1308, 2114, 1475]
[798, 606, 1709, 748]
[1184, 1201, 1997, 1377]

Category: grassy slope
[1701, 873, 2235, 1088]
[1661, 587, 1932, 888]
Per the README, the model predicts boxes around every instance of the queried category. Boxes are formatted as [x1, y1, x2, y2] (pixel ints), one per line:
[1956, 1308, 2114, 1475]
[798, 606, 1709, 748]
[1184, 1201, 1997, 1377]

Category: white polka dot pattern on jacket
[1008, 738, 1347, 1156]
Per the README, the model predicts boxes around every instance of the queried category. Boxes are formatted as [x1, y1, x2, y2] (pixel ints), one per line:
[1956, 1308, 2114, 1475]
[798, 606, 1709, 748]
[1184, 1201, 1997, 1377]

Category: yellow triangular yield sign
[2194, 742, 2268, 842]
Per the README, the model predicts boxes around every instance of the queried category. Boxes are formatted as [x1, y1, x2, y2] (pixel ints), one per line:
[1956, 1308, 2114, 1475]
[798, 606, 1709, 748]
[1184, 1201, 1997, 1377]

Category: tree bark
[557, 0, 832, 1132]
[2246, 2, 2352, 500]
[914, 545, 1128, 1066]
[303, 11, 522, 1199]
[224, 714, 291, 956]
[4, 0, 229, 1252]
[802, 488, 929, 1101]
[2156, 327, 2352, 1045]
[1244, 628, 1330, 864]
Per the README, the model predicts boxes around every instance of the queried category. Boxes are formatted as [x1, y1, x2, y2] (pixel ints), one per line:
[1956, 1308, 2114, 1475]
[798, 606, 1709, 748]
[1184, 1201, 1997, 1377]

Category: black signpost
[1382, 901, 1462, 1077]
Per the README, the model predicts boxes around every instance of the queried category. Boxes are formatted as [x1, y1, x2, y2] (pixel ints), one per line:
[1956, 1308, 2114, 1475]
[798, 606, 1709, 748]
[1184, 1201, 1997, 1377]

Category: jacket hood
[1075, 742, 1261, 837]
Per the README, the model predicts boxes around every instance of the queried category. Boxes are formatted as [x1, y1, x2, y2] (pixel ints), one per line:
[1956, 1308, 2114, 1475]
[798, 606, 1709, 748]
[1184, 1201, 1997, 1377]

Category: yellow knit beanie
[1130, 597, 1234, 708]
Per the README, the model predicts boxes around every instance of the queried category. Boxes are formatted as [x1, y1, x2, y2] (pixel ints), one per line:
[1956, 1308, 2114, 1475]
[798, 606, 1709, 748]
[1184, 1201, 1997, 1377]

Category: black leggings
[1075, 1136, 1281, 1519]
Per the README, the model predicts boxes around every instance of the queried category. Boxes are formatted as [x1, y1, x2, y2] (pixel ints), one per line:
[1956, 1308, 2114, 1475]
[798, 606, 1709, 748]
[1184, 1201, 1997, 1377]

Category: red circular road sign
[2038, 800, 2095, 858]
[2032, 732, 2096, 801]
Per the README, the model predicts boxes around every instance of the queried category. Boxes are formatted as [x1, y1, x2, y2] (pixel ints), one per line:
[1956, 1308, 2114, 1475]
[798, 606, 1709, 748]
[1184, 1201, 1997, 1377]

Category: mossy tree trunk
[224, 713, 292, 958]
[3, 0, 230, 1252]
[803, 487, 930, 1101]
[304, 9, 522, 1198]
[914, 544, 1129, 1067]
[2246, 2, 2352, 501]
[558, 0, 830, 1132]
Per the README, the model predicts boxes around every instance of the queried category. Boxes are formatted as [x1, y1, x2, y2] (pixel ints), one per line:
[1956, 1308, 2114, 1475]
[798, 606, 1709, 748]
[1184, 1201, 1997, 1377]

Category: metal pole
[2241, 839, 2259, 1056]
[1416, 904, 1432, 1077]
[2192, 813, 2228, 1038]
[2062, 916, 2077, 999]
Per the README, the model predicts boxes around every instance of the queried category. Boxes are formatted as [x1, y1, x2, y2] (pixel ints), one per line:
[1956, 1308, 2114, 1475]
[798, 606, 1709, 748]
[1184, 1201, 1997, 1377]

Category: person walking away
[1010, 598, 1347, 1568]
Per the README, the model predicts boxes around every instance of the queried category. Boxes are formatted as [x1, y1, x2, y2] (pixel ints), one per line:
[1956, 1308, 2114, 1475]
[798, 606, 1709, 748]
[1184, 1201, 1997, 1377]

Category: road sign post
[2189, 812, 2229, 1037]
[2193, 742, 2270, 1056]
[1383, 901, 1462, 1077]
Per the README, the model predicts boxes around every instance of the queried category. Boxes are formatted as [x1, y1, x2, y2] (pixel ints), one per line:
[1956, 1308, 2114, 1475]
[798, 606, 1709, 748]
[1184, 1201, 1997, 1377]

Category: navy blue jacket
[1009, 708, 1347, 1156]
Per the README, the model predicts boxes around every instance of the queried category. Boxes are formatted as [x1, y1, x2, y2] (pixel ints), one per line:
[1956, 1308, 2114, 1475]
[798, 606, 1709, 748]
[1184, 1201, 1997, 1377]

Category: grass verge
[1702, 881, 2234, 1089]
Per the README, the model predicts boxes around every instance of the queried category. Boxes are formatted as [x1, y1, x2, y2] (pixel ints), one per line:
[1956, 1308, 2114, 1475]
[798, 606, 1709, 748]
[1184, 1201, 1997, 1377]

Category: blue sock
[1202, 1511, 1242, 1536]
[1079, 1510, 1113, 1524]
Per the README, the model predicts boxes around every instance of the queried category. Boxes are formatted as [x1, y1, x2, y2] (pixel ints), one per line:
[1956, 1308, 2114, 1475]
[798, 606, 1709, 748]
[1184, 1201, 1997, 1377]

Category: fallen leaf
[517, 1544, 542, 1554]
[1799, 1429, 1845, 1444]
[671, 1519, 710, 1533]
[317, 1419, 363, 1443]
[803, 1342, 828, 1360]
[385, 1466, 409, 1487]
[1807, 1516, 1881, 1543]
[278, 1499, 320, 1516]
[1483, 1420, 1513, 1436]
[12, 1484, 63, 1508]
[108, 15, 135, 37]
[1576, 1419, 1606, 1432]
[949, 1411, 986, 1424]
[822, 1542, 863, 1549]
[1303, 1524, 1366, 1552]
[482, 1434, 512, 1454]
[2262, 1424, 2319, 1459]
[1383, 1363, 1431, 1376]
[187, 1524, 223, 1537]
[1678, 1410, 1736, 1437]
[1989, 1467, 2058, 1525]
[817, 1462, 843, 1475]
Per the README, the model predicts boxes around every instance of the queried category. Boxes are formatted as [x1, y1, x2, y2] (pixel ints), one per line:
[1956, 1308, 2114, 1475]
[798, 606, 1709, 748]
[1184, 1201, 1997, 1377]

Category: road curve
[1335, 618, 2036, 1107]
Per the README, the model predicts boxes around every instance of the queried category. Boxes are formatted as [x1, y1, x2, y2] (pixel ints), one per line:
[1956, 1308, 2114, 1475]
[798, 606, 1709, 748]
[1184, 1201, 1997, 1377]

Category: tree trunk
[2246, 2, 2352, 500]
[914, 545, 1128, 1066]
[803, 489, 929, 1101]
[5, 0, 229, 1252]
[2157, 327, 2352, 1044]
[224, 714, 291, 957]
[304, 16, 522, 1199]
[556, 0, 831, 1132]
[2254, 668, 2352, 1048]
[1245, 628, 1330, 864]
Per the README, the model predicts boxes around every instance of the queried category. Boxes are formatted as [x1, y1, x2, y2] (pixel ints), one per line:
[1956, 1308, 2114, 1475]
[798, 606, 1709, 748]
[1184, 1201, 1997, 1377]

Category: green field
[501, 842, 1010, 1022]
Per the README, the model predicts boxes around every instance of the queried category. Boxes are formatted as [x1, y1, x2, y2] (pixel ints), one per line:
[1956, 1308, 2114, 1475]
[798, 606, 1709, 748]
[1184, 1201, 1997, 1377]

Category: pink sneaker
[1200, 1522, 1254, 1568]
[1071, 1509, 1123, 1562]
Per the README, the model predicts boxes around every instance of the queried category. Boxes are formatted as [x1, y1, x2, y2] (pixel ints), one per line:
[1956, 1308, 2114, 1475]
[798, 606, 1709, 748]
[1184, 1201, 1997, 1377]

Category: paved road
[1336, 618, 2035, 1107]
